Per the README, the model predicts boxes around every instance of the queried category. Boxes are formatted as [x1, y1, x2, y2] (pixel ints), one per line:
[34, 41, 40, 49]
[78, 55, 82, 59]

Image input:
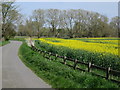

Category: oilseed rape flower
[36, 38, 119, 56]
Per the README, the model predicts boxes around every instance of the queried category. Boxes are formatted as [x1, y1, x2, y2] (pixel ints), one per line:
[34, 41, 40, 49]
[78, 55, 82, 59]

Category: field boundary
[31, 45, 120, 84]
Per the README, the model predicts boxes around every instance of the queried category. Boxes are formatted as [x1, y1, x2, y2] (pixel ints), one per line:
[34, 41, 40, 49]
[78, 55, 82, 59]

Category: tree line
[18, 9, 119, 38]
[1, 1, 120, 41]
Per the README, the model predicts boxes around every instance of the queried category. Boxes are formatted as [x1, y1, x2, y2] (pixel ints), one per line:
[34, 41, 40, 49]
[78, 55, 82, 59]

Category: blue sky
[15, 2, 118, 20]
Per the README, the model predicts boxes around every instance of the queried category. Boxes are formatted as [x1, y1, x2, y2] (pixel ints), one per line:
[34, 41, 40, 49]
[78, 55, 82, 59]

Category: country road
[1, 41, 51, 88]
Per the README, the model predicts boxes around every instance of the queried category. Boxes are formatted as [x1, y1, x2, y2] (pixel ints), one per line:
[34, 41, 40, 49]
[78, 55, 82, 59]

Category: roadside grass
[10, 37, 25, 41]
[0, 41, 10, 46]
[0, 36, 25, 46]
[18, 42, 119, 88]
[35, 40, 120, 82]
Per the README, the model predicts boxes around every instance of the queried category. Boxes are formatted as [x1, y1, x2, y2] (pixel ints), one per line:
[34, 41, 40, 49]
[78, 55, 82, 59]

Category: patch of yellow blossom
[36, 38, 119, 56]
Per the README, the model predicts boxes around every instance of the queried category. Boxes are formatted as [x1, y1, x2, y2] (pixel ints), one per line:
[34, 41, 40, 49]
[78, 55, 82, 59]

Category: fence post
[106, 67, 110, 79]
[33, 47, 35, 51]
[31, 46, 33, 50]
[39, 49, 42, 53]
[73, 59, 77, 70]
[63, 56, 67, 64]
[49, 52, 51, 60]
[36, 49, 39, 52]
[43, 51, 46, 57]
[35, 48, 37, 51]
[55, 54, 58, 60]
[88, 62, 91, 72]
[41, 51, 44, 55]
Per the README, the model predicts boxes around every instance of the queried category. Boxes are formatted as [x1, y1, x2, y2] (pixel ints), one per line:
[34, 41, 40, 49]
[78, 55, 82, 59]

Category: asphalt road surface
[2, 41, 51, 88]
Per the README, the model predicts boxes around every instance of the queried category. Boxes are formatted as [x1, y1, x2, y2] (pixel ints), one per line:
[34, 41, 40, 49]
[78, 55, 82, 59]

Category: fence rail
[31, 45, 120, 84]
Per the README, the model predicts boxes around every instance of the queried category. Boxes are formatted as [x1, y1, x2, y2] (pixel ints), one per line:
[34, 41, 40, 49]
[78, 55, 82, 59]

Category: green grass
[0, 41, 10, 46]
[10, 37, 25, 41]
[18, 42, 119, 88]
[0, 36, 26, 46]
[0, 36, 25, 46]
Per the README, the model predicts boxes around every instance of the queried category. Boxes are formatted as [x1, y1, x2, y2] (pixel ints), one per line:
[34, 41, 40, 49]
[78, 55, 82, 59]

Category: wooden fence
[31, 45, 120, 84]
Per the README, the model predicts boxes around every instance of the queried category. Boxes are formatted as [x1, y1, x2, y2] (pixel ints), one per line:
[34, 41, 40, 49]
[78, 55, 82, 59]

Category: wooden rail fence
[31, 45, 120, 84]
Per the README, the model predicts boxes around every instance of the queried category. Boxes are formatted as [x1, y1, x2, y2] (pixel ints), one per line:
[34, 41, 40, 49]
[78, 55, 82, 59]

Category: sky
[15, 2, 118, 20]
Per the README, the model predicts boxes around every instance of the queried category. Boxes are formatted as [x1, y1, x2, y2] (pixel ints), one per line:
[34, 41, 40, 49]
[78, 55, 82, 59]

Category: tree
[88, 13, 110, 37]
[25, 17, 35, 37]
[46, 9, 60, 37]
[32, 9, 45, 38]
[3, 23, 16, 39]
[65, 9, 76, 38]
[17, 24, 26, 36]
[110, 16, 120, 37]
[0, 3, 2, 39]
[57, 10, 69, 38]
[73, 9, 89, 37]
[2, 0, 20, 40]
[14, 8, 117, 38]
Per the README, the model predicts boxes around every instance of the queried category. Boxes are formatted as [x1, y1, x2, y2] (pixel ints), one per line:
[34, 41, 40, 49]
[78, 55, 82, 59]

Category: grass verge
[10, 37, 25, 41]
[0, 41, 10, 46]
[18, 42, 119, 88]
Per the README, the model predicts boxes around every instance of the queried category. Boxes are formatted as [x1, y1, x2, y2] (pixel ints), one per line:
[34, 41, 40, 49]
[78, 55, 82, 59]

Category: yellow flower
[36, 38, 119, 56]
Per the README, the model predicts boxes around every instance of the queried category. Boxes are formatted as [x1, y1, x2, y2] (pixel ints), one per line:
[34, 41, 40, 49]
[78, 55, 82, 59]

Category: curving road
[2, 41, 51, 88]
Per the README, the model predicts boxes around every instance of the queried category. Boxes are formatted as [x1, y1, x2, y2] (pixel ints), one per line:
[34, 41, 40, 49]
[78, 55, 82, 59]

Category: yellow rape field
[35, 38, 120, 56]
[90, 40, 118, 44]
